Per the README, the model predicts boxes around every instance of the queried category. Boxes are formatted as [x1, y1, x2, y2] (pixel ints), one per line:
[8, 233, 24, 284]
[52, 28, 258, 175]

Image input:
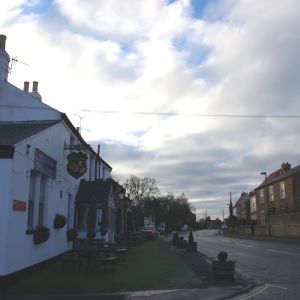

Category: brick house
[233, 192, 251, 221]
[255, 162, 300, 225]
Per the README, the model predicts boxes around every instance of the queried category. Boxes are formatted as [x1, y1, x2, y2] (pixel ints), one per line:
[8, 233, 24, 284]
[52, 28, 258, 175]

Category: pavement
[0, 236, 254, 300]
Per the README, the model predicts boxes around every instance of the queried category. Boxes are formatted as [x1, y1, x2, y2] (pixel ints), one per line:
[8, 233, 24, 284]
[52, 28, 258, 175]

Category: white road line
[232, 283, 288, 299]
[220, 239, 230, 243]
[235, 242, 255, 248]
[266, 283, 288, 290]
[232, 285, 267, 299]
[266, 249, 300, 256]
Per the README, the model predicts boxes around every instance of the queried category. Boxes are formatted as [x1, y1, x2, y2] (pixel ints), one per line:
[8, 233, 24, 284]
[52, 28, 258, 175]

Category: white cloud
[3, 0, 300, 218]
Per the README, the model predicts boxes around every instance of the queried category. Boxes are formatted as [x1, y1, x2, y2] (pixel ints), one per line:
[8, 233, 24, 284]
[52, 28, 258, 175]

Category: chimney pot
[32, 81, 38, 92]
[23, 81, 29, 92]
[0, 35, 6, 50]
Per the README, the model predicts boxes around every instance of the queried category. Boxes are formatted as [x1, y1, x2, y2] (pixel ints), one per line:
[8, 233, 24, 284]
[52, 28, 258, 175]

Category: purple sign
[34, 148, 57, 179]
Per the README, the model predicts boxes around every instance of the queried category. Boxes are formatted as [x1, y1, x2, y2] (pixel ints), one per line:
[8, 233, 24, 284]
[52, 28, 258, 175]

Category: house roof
[0, 120, 59, 145]
[76, 179, 112, 204]
[256, 165, 300, 189]
[233, 193, 250, 208]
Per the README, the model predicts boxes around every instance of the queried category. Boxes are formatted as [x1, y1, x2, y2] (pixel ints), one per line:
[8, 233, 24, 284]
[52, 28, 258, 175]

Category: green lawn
[8, 240, 201, 295]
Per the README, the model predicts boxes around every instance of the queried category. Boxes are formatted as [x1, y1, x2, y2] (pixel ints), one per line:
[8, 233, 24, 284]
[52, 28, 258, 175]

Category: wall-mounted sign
[13, 200, 26, 212]
[67, 152, 87, 179]
[34, 148, 57, 179]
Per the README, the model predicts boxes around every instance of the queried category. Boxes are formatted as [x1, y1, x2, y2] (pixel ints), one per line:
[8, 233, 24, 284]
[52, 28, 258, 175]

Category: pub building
[0, 34, 119, 278]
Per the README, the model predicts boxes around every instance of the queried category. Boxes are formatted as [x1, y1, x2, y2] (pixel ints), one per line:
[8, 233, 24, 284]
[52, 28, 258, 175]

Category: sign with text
[13, 200, 26, 212]
[34, 148, 57, 179]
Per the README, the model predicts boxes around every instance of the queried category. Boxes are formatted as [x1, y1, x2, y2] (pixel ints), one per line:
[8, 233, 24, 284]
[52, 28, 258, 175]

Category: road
[193, 230, 300, 299]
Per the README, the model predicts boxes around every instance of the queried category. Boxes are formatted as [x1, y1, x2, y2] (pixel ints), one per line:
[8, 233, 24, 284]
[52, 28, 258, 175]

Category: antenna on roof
[9, 57, 30, 74]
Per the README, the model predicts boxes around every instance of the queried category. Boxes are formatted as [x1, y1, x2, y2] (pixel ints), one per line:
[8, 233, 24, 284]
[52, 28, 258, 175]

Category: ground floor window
[27, 171, 48, 232]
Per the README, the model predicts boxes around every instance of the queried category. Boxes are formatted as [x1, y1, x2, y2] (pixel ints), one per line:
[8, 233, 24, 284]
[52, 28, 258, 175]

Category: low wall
[229, 212, 300, 238]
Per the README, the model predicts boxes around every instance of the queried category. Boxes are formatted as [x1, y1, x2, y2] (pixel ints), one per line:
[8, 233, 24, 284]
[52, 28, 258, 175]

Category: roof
[0, 120, 59, 145]
[256, 165, 300, 189]
[233, 193, 250, 208]
[76, 179, 112, 203]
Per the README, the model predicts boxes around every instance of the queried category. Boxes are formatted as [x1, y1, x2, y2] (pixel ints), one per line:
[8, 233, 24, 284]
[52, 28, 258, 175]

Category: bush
[54, 214, 67, 229]
[66, 228, 78, 241]
[217, 251, 228, 263]
[33, 226, 50, 245]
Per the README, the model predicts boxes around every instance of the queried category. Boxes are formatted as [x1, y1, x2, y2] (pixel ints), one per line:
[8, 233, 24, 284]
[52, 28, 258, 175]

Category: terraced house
[254, 162, 300, 237]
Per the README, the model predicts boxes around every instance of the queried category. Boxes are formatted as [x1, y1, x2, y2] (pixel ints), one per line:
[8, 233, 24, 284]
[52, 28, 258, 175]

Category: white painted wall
[0, 81, 60, 122]
[0, 159, 13, 276]
[1, 121, 111, 275]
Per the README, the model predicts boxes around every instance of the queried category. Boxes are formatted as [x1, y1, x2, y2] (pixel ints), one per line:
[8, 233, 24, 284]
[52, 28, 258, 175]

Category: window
[27, 171, 36, 230]
[77, 206, 88, 231]
[67, 194, 73, 229]
[77, 206, 102, 232]
[261, 211, 265, 225]
[27, 171, 48, 232]
[251, 196, 256, 212]
[268, 185, 274, 202]
[280, 182, 285, 199]
[260, 189, 264, 203]
[38, 175, 47, 227]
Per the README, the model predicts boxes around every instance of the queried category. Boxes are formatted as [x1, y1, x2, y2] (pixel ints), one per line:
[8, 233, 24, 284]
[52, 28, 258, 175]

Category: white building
[0, 35, 112, 276]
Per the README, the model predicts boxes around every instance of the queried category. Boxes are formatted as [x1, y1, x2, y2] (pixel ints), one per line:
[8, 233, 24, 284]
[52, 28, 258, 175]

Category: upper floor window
[268, 185, 274, 202]
[259, 189, 264, 203]
[251, 196, 256, 212]
[280, 181, 286, 199]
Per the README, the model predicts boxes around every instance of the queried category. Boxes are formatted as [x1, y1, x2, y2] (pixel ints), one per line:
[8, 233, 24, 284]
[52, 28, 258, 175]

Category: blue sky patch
[190, 0, 217, 19]
[21, 0, 53, 15]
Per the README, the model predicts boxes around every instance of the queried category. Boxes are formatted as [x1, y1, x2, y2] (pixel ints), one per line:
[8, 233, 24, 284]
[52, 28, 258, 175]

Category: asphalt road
[192, 230, 300, 299]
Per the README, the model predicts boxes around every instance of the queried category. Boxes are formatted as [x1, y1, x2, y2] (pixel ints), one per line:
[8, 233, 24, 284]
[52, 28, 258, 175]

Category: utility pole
[260, 172, 271, 236]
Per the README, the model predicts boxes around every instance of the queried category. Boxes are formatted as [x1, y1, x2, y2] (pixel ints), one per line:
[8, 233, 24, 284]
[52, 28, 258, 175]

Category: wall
[270, 212, 300, 238]
[0, 81, 60, 122]
[229, 212, 300, 238]
[0, 159, 13, 276]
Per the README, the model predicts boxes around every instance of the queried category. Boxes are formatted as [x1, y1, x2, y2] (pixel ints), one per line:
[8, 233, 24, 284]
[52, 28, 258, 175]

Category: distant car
[138, 226, 159, 239]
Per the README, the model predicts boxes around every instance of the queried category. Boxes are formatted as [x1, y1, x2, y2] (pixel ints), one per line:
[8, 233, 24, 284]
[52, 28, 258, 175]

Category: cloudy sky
[2, 0, 300, 219]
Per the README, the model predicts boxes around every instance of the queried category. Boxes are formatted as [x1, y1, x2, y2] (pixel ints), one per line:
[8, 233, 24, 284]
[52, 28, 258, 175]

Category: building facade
[0, 35, 113, 276]
[255, 162, 300, 225]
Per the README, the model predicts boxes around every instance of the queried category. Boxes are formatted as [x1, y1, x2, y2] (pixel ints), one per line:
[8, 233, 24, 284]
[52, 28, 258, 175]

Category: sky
[2, 0, 300, 220]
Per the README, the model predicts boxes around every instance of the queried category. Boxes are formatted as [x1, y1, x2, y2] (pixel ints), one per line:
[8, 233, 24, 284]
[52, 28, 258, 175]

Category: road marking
[232, 285, 267, 299]
[266, 283, 288, 290]
[220, 239, 230, 243]
[266, 249, 300, 256]
[235, 242, 255, 248]
[232, 283, 288, 299]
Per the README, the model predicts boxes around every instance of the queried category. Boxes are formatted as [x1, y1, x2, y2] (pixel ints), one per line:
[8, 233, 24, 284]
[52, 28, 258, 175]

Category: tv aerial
[9, 56, 30, 73]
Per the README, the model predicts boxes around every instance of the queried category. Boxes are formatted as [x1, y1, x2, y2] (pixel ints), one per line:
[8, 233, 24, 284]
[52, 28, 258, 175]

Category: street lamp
[260, 172, 271, 236]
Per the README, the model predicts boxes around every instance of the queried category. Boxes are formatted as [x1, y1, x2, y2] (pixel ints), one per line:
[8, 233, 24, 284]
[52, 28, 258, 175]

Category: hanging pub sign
[67, 152, 88, 179]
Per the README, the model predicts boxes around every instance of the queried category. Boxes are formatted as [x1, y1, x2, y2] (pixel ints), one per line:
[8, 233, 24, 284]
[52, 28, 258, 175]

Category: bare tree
[123, 175, 160, 209]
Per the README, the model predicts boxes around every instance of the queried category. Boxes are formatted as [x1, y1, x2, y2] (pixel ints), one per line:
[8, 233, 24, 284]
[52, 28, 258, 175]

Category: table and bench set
[60, 241, 128, 272]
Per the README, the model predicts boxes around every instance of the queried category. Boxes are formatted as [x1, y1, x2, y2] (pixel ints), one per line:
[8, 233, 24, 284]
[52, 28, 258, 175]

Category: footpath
[1, 235, 254, 300]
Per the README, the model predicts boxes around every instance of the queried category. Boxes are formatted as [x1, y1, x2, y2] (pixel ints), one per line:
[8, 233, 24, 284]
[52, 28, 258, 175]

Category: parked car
[138, 226, 159, 240]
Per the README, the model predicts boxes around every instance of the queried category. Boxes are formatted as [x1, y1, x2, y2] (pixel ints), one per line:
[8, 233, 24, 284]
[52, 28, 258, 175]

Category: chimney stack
[32, 81, 38, 92]
[0, 35, 6, 50]
[0, 34, 10, 82]
[23, 81, 29, 92]
[281, 162, 291, 172]
[30, 81, 42, 101]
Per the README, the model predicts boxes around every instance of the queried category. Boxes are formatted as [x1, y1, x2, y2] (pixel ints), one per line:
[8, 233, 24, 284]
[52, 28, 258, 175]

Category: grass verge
[7, 240, 201, 295]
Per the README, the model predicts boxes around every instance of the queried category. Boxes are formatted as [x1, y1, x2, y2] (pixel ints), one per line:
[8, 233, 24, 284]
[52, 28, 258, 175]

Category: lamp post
[260, 172, 271, 236]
